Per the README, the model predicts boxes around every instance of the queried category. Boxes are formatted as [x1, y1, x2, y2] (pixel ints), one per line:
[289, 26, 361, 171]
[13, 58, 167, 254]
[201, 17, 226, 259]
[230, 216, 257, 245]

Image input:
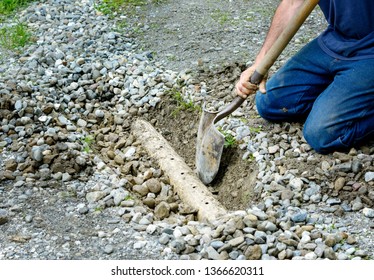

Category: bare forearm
[254, 0, 305, 65]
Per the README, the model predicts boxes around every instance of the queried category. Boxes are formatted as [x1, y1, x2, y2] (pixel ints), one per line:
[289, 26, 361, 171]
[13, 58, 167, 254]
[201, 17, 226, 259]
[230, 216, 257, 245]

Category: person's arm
[235, 0, 305, 98]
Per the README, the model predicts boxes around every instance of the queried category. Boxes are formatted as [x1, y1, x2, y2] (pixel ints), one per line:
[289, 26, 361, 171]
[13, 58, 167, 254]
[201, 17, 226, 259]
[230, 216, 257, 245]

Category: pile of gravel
[0, 0, 373, 260]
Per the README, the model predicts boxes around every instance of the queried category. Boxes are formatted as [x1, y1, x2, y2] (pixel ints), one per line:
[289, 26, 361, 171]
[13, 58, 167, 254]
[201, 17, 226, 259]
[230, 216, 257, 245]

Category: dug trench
[141, 63, 261, 212]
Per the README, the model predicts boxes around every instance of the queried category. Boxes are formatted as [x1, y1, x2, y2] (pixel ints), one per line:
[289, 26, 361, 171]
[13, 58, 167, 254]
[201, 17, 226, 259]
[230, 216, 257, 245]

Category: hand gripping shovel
[196, 0, 319, 184]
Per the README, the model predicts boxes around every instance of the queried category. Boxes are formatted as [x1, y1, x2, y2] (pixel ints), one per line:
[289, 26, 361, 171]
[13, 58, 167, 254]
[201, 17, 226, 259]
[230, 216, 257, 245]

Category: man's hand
[235, 66, 267, 99]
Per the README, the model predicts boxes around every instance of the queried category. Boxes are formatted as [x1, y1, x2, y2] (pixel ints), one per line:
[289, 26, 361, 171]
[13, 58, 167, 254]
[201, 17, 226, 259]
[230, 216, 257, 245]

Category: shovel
[196, 0, 319, 184]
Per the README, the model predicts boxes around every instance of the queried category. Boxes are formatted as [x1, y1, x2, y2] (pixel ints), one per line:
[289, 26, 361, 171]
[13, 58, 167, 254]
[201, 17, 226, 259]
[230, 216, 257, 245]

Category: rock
[351, 160, 363, 173]
[364, 172, 374, 182]
[86, 191, 106, 203]
[244, 245, 262, 260]
[324, 248, 337, 260]
[304, 252, 317, 260]
[0, 209, 9, 225]
[324, 235, 337, 247]
[31, 146, 43, 162]
[334, 177, 345, 192]
[133, 184, 149, 197]
[289, 178, 303, 190]
[111, 188, 128, 206]
[291, 210, 308, 223]
[145, 178, 161, 194]
[104, 245, 114, 254]
[281, 189, 294, 200]
[268, 145, 279, 154]
[154, 201, 170, 219]
[228, 236, 245, 247]
[363, 208, 374, 218]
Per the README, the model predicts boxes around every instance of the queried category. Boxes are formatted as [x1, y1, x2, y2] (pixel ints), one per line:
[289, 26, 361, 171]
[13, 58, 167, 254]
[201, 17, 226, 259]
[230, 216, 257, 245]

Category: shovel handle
[213, 0, 319, 124]
[214, 70, 264, 124]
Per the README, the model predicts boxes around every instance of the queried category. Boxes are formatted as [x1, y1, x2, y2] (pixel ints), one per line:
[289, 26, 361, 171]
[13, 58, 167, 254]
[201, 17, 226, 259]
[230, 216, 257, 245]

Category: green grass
[95, 0, 147, 18]
[95, 0, 168, 18]
[0, 0, 34, 16]
[0, 20, 31, 50]
[211, 9, 231, 25]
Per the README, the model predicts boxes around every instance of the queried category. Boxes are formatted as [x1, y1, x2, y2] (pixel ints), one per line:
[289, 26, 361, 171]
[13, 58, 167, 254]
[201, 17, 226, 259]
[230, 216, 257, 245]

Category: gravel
[0, 0, 373, 260]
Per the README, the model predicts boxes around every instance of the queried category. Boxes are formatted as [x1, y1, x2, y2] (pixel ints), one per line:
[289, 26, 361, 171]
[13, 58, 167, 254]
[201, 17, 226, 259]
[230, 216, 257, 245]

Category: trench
[142, 63, 261, 211]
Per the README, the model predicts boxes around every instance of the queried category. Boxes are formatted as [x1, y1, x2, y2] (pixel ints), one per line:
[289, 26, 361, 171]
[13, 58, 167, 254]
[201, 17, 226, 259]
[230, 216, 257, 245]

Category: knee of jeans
[255, 92, 278, 121]
[303, 121, 332, 154]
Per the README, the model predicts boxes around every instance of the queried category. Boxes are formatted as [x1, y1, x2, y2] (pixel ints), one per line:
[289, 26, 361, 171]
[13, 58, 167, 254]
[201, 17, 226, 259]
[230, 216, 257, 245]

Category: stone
[244, 245, 262, 260]
[133, 184, 149, 197]
[324, 235, 337, 247]
[364, 172, 374, 182]
[145, 178, 161, 194]
[154, 201, 170, 219]
[86, 191, 106, 203]
[0, 209, 9, 225]
[363, 208, 374, 218]
[31, 146, 43, 162]
[104, 245, 114, 254]
[111, 188, 128, 206]
[291, 210, 308, 223]
[289, 178, 304, 190]
[334, 177, 345, 192]
[324, 248, 337, 260]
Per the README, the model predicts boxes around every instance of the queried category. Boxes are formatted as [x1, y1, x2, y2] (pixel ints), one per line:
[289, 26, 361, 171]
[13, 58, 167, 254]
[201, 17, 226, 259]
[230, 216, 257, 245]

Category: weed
[218, 128, 237, 149]
[169, 89, 201, 116]
[0, 20, 31, 50]
[224, 133, 237, 148]
[250, 125, 262, 134]
[81, 135, 94, 153]
[124, 194, 134, 201]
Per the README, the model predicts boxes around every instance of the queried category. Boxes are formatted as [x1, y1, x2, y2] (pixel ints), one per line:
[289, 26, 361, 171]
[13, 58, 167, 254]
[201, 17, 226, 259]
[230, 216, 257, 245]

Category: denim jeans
[255, 39, 374, 154]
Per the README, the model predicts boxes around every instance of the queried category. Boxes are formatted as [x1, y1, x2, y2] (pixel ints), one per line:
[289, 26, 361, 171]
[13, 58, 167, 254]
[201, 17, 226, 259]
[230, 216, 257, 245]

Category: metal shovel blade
[196, 108, 225, 185]
[196, 96, 245, 184]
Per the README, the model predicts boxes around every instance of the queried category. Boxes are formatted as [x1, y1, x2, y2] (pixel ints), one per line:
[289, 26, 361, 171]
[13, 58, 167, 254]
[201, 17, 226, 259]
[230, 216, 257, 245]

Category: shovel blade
[196, 109, 225, 184]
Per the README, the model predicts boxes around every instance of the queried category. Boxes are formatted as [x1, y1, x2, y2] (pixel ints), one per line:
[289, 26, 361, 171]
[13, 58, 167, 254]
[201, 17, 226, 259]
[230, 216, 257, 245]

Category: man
[235, 0, 374, 154]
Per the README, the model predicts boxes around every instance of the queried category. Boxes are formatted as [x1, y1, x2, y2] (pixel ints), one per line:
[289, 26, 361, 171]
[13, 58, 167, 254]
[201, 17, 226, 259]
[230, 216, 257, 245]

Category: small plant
[218, 128, 237, 149]
[223, 133, 237, 148]
[124, 194, 134, 201]
[0, 21, 31, 50]
[170, 89, 201, 116]
[81, 135, 94, 153]
[250, 125, 262, 134]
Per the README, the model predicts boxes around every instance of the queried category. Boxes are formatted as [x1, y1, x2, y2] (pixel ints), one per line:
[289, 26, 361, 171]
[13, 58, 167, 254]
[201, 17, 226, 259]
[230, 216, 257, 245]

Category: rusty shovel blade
[195, 108, 225, 185]
[196, 96, 245, 184]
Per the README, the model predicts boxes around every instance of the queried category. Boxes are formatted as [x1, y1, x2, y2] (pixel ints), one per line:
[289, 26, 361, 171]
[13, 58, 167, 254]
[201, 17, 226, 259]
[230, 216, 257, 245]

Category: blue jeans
[255, 39, 374, 154]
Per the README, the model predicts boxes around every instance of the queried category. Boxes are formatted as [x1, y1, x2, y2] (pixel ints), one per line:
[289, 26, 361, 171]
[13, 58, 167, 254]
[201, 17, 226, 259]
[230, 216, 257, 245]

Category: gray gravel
[0, 0, 373, 260]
